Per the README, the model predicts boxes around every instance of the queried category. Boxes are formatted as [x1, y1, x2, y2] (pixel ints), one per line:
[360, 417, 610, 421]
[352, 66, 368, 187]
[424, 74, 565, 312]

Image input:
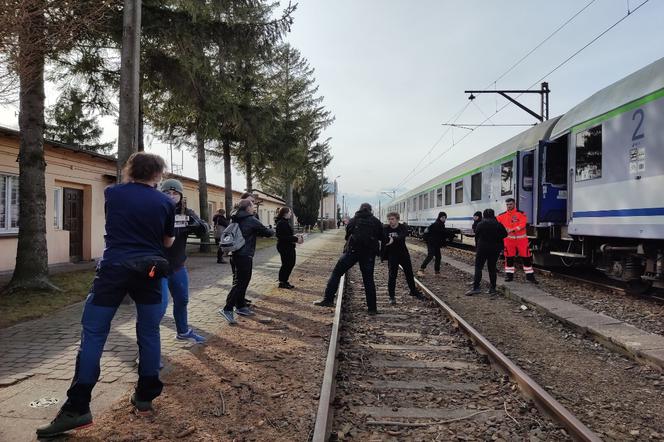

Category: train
[384, 56, 664, 292]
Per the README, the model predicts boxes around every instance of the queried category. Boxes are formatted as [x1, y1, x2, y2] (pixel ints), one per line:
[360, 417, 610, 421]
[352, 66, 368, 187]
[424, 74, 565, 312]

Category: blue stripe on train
[573, 207, 664, 218]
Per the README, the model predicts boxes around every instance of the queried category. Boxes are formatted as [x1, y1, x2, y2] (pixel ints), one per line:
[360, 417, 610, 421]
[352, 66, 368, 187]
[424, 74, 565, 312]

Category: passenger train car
[386, 57, 664, 291]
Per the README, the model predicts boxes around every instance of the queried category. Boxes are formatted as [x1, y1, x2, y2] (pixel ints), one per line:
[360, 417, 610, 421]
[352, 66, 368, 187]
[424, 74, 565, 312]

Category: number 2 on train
[632, 109, 645, 141]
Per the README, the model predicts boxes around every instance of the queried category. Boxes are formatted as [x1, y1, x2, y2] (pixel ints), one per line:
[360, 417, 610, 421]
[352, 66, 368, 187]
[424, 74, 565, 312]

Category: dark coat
[475, 218, 508, 252]
[232, 210, 274, 257]
[382, 223, 410, 259]
[424, 219, 447, 248]
[275, 218, 298, 250]
[345, 209, 383, 256]
[165, 207, 208, 270]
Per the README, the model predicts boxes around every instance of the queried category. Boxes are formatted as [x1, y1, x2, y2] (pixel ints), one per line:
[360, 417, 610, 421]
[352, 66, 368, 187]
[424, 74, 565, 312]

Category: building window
[0, 174, 19, 233]
[471, 172, 482, 201]
[53, 187, 63, 229]
[575, 125, 602, 182]
[444, 183, 452, 205]
[501, 161, 513, 195]
[436, 188, 443, 207]
[455, 180, 463, 204]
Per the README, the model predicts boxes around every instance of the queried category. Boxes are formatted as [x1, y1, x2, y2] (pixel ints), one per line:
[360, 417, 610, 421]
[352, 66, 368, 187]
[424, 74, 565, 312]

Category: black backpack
[350, 216, 377, 252]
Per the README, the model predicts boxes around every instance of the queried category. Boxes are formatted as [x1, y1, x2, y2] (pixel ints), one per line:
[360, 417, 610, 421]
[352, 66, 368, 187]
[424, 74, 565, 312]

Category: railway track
[312, 264, 601, 441]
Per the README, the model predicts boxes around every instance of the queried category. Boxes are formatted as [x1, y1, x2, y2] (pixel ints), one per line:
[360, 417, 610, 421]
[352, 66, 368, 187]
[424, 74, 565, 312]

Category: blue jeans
[64, 262, 164, 414]
[324, 252, 377, 311]
[161, 267, 190, 334]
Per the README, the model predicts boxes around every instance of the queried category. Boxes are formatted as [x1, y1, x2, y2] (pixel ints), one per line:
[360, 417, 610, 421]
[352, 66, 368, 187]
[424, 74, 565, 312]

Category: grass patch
[0, 269, 95, 329]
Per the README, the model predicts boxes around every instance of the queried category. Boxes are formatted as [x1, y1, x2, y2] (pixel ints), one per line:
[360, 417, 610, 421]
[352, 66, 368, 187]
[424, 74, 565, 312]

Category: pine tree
[46, 88, 113, 152]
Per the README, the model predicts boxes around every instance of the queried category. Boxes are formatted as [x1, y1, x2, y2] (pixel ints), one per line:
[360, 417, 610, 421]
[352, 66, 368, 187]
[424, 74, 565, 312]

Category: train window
[418, 194, 423, 210]
[471, 172, 482, 201]
[424, 193, 429, 210]
[521, 154, 533, 191]
[445, 184, 452, 205]
[575, 125, 602, 182]
[501, 161, 513, 195]
[455, 180, 463, 204]
[413, 197, 417, 211]
[436, 188, 443, 207]
[430, 190, 435, 208]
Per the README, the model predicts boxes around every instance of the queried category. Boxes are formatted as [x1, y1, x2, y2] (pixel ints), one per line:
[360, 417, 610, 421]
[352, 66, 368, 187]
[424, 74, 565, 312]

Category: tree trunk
[6, 8, 56, 293]
[245, 146, 252, 191]
[223, 138, 233, 216]
[196, 133, 210, 253]
[285, 180, 294, 227]
[137, 90, 144, 152]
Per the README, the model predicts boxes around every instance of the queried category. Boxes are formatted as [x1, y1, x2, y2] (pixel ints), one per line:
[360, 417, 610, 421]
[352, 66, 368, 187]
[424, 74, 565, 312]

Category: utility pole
[117, 0, 142, 182]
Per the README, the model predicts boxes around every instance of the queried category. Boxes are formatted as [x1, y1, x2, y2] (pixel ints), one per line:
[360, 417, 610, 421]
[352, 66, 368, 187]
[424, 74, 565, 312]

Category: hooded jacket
[475, 218, 508, 252]
[276, 217, 298, 250]
[424, 219, 447, 248]
[381, 222, 410, 259]
[164, 205, 208, 270]
[232, 209, 274, 257]
[345, 209, 383, 256]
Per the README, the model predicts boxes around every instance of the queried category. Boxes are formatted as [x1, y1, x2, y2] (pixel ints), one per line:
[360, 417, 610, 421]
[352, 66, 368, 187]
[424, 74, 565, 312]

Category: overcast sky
[1, 0, 663, 214]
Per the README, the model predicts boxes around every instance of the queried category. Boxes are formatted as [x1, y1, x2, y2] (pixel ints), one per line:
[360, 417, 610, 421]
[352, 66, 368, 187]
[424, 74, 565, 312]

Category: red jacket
[497, 209, 527, 238]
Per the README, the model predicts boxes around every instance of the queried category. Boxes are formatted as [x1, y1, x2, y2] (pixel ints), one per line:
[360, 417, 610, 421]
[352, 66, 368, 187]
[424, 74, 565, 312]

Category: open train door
[516, 150, 535, 224]
[537, 138, 568, 224]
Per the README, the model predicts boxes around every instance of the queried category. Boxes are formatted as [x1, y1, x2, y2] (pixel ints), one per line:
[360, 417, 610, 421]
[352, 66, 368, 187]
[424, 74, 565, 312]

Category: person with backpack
[417, 212, 447, 277]
[382, 212, 423, 304]
[465, 208, 508, 296]
[314, 203, 383, 314]
[218, 198, 274, 325]
[275, 207, 303, 289]
[213, 209, 229, 263]
[37, 153, 175, 438]
[160, 178, 208, 344]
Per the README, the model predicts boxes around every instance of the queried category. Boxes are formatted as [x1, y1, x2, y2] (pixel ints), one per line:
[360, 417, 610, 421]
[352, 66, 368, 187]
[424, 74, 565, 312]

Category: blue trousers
[324, 251, 377, 311]
[64, 262, 164, 414]
[161, 267, 190, 334]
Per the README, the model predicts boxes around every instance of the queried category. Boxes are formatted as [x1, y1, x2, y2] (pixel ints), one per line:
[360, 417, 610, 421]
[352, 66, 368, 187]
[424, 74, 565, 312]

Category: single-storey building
[0, 126, 285, 272]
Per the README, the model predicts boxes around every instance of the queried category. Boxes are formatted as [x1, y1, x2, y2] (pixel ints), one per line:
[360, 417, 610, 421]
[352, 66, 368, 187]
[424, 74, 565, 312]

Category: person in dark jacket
[417, 212, 447, 276]
[37, 153, 175, 438]
[314, 203, 383, 314]
[213, 209, 229, 263]
[275, 206, 303, 288]
[219, 199, 274, 324]
[471, 211, 482, 245]
[160, 179, 208, 344]
[465, 208, 508, 296]
[382, 212, 423, 305]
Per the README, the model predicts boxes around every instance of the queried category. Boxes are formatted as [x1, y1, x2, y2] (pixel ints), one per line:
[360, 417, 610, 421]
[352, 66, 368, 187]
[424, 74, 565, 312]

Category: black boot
[504, 273, 514, 282]
[314, 298, 335, 307]
[36, 408, 93, 438]
[526, 273, 538, 284]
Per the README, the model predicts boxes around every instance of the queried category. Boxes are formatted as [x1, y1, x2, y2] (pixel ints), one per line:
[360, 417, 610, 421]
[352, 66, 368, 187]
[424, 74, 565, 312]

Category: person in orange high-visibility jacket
[496, 198, 537, 283]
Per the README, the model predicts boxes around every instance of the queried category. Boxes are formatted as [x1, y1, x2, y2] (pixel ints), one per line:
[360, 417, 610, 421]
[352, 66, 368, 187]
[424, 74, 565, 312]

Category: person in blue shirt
[37, 153, 175, 438]
[160, 178, 208, 344]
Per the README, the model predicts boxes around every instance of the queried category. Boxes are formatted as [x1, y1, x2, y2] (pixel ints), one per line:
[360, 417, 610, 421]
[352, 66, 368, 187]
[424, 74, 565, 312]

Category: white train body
[387, 57, 664, 290]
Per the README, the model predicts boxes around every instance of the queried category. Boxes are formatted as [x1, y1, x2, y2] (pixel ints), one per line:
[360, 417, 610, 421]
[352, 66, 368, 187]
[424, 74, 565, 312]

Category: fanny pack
[122, 256, 171, 279]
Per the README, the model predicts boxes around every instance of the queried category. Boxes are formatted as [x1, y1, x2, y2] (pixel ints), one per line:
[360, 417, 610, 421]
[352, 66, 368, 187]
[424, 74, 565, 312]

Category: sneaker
[219, 309, 237, 325]
[131, 393, 153, 415]
[504, 274, 514, 282]
[36, 408, 93, 438]
[367, 309, 378, 316]
[486, 287, 498, 295]
[416, 269, 426, 277]
[236, 306, 255, 316]
[388, 297, 396, 305]
[526, 274, 539, 284]
[409, 291, 425, 300]
[176, 328, 206, 344]
[245, 298, 253, 305]
[465, 288, 481, 296]
[314, 298, 335, 307]
[278, 282, 295, 289]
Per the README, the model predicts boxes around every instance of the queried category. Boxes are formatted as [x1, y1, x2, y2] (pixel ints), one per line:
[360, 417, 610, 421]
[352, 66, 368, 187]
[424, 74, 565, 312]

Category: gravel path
[330, 262, 566, 441]
[410, 246, 664, 442]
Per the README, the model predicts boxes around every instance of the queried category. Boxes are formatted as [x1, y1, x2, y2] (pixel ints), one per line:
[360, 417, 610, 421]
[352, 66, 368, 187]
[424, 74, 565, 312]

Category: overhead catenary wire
[399, 0, 651, 188]
[394, 0, 598, 191]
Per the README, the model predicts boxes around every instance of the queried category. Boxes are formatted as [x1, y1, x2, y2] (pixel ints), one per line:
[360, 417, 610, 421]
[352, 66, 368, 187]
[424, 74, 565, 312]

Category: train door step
[356, 406, 502, 420]
[382, 331, 422, 338]
[372, 359, 479, 370]
[369, 380, 480, 391]
[367, 344, 454, 352]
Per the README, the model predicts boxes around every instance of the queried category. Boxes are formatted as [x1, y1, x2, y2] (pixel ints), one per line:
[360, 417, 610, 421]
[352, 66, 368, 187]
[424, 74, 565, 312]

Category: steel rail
[312, 274, 345, 442]
[413, 275, 602, 442]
